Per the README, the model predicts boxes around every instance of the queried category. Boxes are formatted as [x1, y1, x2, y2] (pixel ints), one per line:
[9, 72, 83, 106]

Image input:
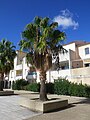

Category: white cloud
[53, 9, 79, 30]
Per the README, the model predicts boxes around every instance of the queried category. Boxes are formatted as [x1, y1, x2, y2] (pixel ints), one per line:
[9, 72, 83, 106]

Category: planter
[0, 90, 14, 96]
[19, 97, 68, 113]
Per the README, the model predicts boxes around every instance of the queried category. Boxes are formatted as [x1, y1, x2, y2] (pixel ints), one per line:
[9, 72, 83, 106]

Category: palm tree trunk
[0, 73, 4, 91]
[39, 71, 48, 101]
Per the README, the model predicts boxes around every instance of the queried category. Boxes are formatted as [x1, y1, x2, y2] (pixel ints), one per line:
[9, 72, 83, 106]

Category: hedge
[25, 83, 40, 92]
[12, 79, 28, 90]
[46, 83, 54, 94]
[25, 82, 54, 93]
[12, 78, 90, 98]
[54, 78, 90, 97]
[54, 78, 70, 95]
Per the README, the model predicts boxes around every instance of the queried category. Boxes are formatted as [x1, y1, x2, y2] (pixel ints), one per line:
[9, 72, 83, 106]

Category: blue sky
[0, 0, 90, 49]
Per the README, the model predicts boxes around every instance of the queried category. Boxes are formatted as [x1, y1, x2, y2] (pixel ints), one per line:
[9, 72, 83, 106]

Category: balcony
[59, 50, 69, 62]
[26, 72, 37, 80]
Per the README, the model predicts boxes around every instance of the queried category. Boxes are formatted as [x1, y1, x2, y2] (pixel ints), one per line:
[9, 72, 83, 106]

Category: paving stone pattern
[0, 95, 41, 120]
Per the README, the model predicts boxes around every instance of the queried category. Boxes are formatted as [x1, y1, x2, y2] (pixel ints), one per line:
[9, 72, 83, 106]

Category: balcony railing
[26, 72, 37, 80]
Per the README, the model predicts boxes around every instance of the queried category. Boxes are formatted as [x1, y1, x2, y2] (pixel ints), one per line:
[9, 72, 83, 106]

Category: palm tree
[19, 16, 66, 101]
[0, 39, 16, 91]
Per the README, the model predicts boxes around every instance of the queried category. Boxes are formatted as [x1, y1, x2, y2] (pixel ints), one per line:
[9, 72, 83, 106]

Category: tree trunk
[39, 71, 48, 101]
[0, 73, 4, 91]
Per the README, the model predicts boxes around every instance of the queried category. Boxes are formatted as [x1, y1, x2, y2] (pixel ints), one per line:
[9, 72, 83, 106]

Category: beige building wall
[71, 60, 83, 68]
[70, 67, 90, 85]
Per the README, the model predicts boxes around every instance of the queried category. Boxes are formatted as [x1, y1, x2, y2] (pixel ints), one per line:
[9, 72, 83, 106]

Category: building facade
[50, 41, 90, 85]
[9, 41, 90, 85]
[9, 51, 37, 83]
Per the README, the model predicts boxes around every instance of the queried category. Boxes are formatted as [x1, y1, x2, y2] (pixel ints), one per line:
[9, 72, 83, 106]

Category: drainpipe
[68, 50, 72, 81]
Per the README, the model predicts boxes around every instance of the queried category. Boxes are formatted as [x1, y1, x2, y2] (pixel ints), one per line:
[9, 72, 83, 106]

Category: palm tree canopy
[19, 16, 66, 70]
[0, 39, 17, 74]
[19, 16, 66, 101]
[20, 16, 66, 52]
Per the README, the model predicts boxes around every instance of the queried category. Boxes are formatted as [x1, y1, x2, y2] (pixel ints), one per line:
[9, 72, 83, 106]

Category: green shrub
[85, 85, 90, 97]
[46, 82, 54, 94]
[54, 78, 70, 95]
[68, 83, 78, 96]
[68, 83, 86, 97]
[77, 83, 87, 97]
[12, 79, 28, 90]
[25, 82, 54, 93]
[54, 78, 90, 98]
[25, 83, 40, 92]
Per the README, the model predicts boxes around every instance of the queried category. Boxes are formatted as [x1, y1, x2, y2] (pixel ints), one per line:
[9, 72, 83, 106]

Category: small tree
[0, 39, 16, 91]
[19, 16, 66, 101]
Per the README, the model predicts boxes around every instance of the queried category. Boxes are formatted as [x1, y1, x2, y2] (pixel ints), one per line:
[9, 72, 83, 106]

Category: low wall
[50, 67, 90, 85]
[20, 97, 68, 113]
[70, 67, 90, 85]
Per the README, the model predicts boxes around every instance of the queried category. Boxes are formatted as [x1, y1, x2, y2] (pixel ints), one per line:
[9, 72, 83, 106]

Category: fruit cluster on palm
[19, 16, 66, 101]
[0, 39, 16, 91]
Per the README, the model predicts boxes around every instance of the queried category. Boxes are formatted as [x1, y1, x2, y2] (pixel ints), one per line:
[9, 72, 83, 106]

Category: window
[85, 63, 90, 67]
[28, 72, 37, 75]
[85, 47, 89, 55]
[16, 70, 22, 76]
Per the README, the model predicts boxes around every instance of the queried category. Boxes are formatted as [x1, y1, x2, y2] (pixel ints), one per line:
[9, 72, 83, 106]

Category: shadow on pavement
[72, 98, 90, 105]
[45, 104, 75, 113]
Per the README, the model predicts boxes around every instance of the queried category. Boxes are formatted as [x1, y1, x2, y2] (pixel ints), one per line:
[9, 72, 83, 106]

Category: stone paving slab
[0, 95, 42, 120]
[22, 94, 90, 120]
[11, 91, 90, 120]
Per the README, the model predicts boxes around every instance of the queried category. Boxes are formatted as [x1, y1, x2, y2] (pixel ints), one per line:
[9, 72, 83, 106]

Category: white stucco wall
[78, 44, 90, 59]
[59, 43, 76, 62]
[63, 43, 76, 51]
[59, 51, 69, 61]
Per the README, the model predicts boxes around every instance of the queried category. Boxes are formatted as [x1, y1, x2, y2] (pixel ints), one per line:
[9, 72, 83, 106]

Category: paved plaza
[0, 95, 41, 120]
[0, 91, 90, 120]
[25, 94, 90, 120]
